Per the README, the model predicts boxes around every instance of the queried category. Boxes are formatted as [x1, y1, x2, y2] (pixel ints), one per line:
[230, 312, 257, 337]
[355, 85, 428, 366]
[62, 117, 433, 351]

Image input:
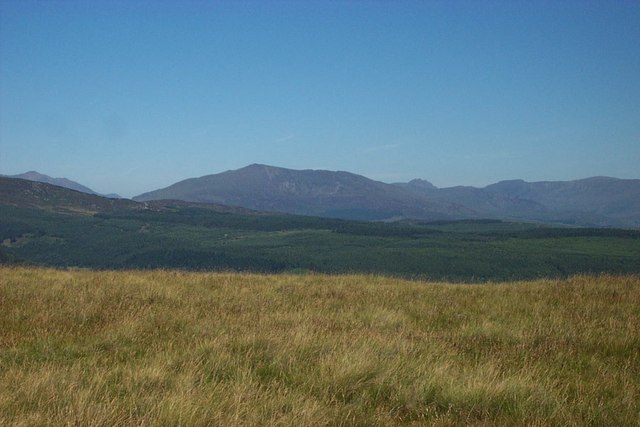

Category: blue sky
[1, 0, 639, 198]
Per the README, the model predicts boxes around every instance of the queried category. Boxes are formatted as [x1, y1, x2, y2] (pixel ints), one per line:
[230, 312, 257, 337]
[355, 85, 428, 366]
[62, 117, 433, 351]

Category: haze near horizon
[1, 0, 639, 198]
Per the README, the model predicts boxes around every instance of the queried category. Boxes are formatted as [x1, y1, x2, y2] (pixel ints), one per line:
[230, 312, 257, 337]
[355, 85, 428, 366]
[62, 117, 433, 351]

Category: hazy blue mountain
[134, 164, 471, 221]
[401, 177, 640, 227]
[4, 171, 121, 198]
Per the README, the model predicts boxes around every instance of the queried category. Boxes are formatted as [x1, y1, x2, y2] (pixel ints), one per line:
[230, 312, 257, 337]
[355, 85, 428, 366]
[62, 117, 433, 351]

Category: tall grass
[1, 267, 638, 425]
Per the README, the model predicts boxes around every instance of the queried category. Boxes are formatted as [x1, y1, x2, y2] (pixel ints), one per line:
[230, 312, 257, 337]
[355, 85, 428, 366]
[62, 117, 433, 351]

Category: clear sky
[1, 0, 639, 198]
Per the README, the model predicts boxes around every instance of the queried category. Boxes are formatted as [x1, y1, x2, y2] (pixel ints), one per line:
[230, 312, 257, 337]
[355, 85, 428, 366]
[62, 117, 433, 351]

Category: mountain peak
[243, 163, 271, 170]
[17, 171, 52, 180]
[407, 178, 437, 190]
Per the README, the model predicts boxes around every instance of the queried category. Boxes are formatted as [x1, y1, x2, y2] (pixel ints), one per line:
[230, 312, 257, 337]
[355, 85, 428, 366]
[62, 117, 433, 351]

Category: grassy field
[1, 267, 639, 426]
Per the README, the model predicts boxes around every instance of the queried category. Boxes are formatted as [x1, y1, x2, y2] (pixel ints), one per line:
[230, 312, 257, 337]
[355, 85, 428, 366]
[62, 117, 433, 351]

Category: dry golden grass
[1, 267, 639, 426]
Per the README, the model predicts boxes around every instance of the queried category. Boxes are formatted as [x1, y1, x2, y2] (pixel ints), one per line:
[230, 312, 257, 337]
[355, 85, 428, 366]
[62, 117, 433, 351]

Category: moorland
[1, 267, 639, 425]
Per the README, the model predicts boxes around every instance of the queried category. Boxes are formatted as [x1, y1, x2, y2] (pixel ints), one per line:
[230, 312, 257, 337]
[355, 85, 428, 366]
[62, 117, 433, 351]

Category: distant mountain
[0, 177, 136, 214]
[134, 164, 471, 221]
[398, 176, 640, 228]
[135, 164, 640, 227]
[4, 171, 121, 198]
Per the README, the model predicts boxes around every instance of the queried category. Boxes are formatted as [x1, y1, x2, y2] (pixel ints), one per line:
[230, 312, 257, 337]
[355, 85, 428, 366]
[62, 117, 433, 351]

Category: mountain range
[2, 165, 639, 227]
[398, 176, 640, 227]
[134, 164, 640, 227]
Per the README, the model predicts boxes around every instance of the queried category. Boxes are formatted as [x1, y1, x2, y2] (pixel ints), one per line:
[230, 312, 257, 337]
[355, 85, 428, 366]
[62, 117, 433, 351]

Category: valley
[1, 176, 639, 280]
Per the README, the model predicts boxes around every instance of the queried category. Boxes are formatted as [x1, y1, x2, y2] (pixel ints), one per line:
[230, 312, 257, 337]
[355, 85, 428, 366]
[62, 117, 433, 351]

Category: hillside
[0, 177, 270, 216]
[4, 171, 121, 198]
[0, 177, 137, 214]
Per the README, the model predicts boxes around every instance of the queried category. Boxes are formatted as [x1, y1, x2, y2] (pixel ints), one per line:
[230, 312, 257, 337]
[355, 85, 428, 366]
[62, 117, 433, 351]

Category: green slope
[2, 203, 639, 281]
